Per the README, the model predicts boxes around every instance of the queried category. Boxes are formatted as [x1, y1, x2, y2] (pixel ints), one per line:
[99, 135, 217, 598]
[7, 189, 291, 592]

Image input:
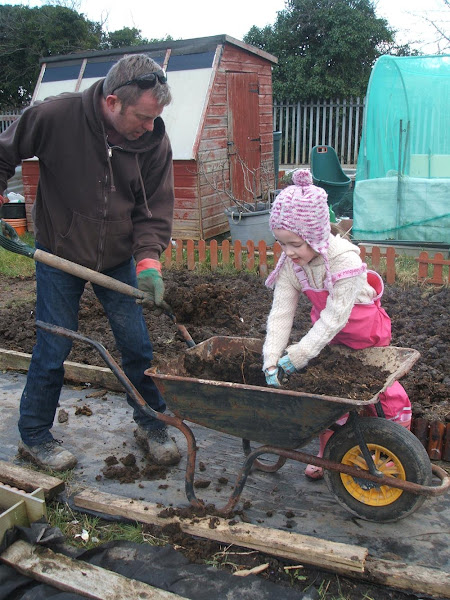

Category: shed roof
[33, 35, 277, 161]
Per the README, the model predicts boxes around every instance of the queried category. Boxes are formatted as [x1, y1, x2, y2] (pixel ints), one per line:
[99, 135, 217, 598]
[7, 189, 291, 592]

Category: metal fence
[3, 98, 366, 166]
[273, 97, 366, 167]
[0, 109, 21, 133]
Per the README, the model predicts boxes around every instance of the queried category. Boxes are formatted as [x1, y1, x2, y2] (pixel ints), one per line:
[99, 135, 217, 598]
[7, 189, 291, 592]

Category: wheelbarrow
[37, 323, 450, 524]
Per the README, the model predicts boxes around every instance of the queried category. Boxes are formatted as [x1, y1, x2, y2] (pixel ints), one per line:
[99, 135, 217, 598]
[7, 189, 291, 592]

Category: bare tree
[421, 0, 450, 51]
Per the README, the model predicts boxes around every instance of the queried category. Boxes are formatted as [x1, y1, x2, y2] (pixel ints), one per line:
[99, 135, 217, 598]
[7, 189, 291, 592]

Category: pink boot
[305, 415, 349, 481]
[305, 429, 334, 480]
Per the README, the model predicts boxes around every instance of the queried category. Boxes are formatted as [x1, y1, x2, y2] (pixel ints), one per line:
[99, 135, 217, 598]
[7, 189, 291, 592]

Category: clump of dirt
[100, 453, 168, 483]
[184, 345, 390, 401]
[74, 405, 93, 416]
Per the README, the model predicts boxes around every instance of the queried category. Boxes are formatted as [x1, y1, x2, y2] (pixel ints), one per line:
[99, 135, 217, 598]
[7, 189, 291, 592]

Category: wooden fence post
[186, 239, 195, 270]
[385, 247, 396, 284]
[198, 239, 206, 265]
[417, 251, 429, 281]
[210, 240, 218, 270]
[359, 246, 366, 262]
[164, 244, 172, 268]
[259, 241, 268, 278]
[222, 239, 230, 267]
[175, 239, 183, 266]
[273, 241, 282, 265]
[234, 241, 242, 271]
[371, 246, 380, 271]
[247, 240, 255, 271]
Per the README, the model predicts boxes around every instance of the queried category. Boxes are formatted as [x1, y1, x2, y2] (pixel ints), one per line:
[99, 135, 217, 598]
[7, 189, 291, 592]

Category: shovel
[0, 219, 195, 348]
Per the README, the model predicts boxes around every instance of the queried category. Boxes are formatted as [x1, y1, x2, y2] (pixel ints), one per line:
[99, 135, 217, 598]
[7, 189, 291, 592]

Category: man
[0, 54, 181, 470]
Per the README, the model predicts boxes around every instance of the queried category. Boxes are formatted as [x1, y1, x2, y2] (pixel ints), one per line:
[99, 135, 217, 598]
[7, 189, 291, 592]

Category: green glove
[136, 259, 164, 306]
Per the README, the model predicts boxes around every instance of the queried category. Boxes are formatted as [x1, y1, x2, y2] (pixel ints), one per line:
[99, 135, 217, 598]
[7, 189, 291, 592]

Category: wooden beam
[73, 488, 450, 598]
[0, 540, 187, 600]
[362, 557, 450, 600]
[0, 349, 123, 392]
[74, 487, 367, 574]
[0, 460, 64, 500]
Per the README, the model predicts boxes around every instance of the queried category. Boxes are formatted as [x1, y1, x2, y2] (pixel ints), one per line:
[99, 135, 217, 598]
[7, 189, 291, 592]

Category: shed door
[227, 72, 261, 204]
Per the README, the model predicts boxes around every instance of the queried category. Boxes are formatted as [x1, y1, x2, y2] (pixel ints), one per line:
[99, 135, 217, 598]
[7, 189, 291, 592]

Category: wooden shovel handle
[34, 249, 146, 301]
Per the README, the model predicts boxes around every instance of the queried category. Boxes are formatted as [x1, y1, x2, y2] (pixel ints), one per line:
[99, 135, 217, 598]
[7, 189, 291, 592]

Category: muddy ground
[0, 270, 449, 600]
[0, 269, 448, 421]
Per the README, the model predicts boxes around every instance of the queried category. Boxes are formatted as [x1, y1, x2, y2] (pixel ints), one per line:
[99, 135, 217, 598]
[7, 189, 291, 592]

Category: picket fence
[162, 239, 450, 286]
[0, 110, 20, 133]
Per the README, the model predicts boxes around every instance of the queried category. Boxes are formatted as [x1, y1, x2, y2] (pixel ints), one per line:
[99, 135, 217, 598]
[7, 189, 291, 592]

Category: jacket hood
[82, 79, 167, 153]
[326, 234, 361, 261]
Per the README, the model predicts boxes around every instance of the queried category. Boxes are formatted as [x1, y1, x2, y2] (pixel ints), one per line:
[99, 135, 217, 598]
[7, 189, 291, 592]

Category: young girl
[263, 169, 411, 480]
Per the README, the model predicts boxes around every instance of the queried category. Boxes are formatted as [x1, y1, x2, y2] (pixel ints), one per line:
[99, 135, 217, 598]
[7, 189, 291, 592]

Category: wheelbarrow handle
[0, 219, 195, 348]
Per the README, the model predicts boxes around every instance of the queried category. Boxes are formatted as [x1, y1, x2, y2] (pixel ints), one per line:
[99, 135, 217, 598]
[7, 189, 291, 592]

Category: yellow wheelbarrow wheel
[323, 418, 432, 522]
[340, 443, 405, 506]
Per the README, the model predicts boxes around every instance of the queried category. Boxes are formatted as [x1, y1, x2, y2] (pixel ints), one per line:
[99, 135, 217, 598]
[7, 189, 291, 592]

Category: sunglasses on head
[111, 70, 167, 95]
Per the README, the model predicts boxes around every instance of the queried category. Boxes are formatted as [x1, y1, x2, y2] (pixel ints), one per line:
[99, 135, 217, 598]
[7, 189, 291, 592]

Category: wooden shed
[22, 34, 278, 240]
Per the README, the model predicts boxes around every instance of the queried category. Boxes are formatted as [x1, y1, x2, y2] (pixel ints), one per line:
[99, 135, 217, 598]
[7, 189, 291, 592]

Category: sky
[4, 0, 449, 53]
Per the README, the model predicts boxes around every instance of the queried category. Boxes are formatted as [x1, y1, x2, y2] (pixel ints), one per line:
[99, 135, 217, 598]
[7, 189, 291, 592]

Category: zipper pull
[108, 147, 113, 158]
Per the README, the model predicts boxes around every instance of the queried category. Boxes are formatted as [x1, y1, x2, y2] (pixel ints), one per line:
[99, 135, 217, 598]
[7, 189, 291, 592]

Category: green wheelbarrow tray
[149, 337, 419, 449]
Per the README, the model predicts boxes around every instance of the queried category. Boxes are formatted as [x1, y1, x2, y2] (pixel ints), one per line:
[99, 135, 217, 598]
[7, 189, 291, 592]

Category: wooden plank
[0, 540, 187, 600]
[0, 349, 123, 392]
[73, 488, 367, 574]
[0, 460, 64, 500]
[73, 488, 450, 598]
[362, 556, 450, 599]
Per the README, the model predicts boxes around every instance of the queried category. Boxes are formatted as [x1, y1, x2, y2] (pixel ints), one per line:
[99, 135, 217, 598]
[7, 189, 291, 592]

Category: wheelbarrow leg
[159, 413, 203, 508]
[36, 320, 205, 508]
[242, 439, 287, 472]
[219, 445, 290, 514]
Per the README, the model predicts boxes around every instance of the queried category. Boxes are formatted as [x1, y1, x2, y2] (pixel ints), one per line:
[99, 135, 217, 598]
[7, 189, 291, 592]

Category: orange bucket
[3, 218, 27, 236]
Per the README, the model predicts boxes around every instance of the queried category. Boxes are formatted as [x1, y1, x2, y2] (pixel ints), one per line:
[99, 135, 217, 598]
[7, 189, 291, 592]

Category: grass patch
[0, 232, 35, 277]
[47, 501, 167, 550]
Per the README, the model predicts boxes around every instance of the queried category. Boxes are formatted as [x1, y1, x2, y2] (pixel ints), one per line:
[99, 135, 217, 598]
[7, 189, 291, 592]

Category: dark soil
[184, 345, 390, 401]
[0, 270, 448, 421]
[0, 270, 449, 600]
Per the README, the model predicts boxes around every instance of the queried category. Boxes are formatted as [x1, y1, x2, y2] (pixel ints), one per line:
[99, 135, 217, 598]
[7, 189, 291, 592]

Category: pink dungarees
[297, 267, 411, 427]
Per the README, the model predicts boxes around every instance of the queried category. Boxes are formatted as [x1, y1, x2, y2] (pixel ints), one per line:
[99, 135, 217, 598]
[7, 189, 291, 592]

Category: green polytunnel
[353, 55, 450, 243]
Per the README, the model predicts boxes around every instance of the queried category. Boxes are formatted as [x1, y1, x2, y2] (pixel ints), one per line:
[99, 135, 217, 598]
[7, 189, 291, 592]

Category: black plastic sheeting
[0, 521, 319, 600]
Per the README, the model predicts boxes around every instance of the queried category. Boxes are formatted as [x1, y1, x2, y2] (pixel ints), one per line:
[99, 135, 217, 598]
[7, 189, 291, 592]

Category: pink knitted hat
[266, 169, 332, 291]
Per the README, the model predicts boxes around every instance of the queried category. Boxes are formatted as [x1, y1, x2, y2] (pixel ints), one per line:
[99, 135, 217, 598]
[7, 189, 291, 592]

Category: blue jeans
[19, 247, 166, 445]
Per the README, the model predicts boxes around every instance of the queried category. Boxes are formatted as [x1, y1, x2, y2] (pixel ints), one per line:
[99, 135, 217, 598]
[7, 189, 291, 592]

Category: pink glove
[0, 194, 5, 208]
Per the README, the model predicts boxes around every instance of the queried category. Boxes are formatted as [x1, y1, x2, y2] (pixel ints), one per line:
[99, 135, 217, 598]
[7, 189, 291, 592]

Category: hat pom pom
[292, 169, 313, 187]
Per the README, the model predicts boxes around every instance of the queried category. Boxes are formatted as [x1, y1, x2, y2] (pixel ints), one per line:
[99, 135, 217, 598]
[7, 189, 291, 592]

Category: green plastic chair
[310, 146, 352, 216]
